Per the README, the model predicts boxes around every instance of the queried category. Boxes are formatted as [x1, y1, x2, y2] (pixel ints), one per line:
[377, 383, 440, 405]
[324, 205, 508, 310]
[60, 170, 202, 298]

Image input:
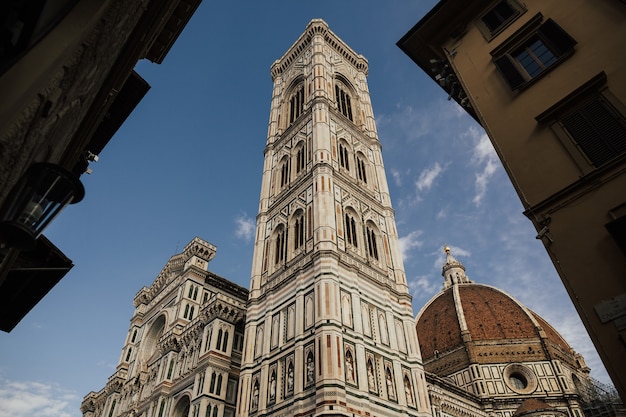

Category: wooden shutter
[539, 18, 577, 56]
[494, 55, 525, 90]
[562, 98, 626, 166]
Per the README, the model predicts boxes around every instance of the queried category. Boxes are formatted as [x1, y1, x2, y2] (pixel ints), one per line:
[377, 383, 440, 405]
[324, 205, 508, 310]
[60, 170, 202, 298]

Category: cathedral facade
[81, 20, 596, 417]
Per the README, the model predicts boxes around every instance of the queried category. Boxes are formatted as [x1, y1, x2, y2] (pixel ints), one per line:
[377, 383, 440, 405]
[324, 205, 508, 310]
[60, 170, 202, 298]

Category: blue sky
[0, 1, 613, 416]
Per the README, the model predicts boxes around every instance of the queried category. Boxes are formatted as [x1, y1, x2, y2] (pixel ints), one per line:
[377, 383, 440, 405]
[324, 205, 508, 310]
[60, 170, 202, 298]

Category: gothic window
[108, 399, 117, 417]
[210, 371, 217, 393]
[212, 407, 218, 417]
[335, 84, 353, 121]
[289, 84, 305, 124]
[125, 347, 132, 362]
[293, 211, 305, 250]
[167, 358, 175, 379]
[204, 326, 213, 352]
[216, 374, 223, 395]
[366, 225, 379, 260]
[197, 372, 205, 394]
[216, 329, 223, 350]
[344, 211, 359, 248]
[274, 224, 286, 265]
[279, 156, 291, 189]
[131, 329, 137, 343]
[356, 154, 368, 183]
[221, 330, 229, 352]
[295, 142, 306, 174]
[339, 142, 350, 171]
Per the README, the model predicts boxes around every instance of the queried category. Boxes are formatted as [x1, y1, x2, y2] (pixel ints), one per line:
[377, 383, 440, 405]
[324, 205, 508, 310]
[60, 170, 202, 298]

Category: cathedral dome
[416, 247, 578, 377]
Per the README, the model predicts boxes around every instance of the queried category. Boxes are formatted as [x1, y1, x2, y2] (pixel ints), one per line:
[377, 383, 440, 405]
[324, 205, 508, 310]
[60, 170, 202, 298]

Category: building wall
[398, 0, 626, 398]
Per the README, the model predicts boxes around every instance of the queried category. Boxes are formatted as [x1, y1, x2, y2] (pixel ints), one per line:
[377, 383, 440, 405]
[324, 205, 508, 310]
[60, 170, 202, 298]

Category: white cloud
[398, 230, 424, 261]
[0, 379, 78, 417]
[234, 213, 255, 242]
[408, 275, 440, 304]
[390, 168, 402, 187]
[416, 162, 444, 192]
[468, 128, 500, 206]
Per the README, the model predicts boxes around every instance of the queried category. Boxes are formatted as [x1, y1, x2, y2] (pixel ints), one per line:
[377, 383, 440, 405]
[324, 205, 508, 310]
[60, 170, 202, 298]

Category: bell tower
[238, 19, 431, 417]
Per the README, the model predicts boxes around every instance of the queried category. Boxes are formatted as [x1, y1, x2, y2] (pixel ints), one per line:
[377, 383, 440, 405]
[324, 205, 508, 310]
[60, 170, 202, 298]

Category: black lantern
[0, 163, 84, 251]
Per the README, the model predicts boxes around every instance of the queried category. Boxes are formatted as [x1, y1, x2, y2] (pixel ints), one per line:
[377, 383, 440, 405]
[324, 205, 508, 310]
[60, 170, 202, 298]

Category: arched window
[131, 330, 137, 343]
[216, 329, 223, 349]
[295, 143, 306, 174]
[344, 212, 358, 248]
[167, 358, 175, 379]
[339, 142, 350, 171]
[289, 84, 304, 124]
[205, 405, 212, 417]
[366, 225, 379, 260]
[356, 154, 368, 183]
[222, 331, 229, 351]
[210, 371, 217, 393]
[279, 157, 290, 188]
[216, 374, 223, 395]
[274, 224, 286, 265]
[189, 306, 194, 320]
[212, 407, 218, 417]
[335, 84, 353, 121]
[125, 347, 132, 362]
[294, 211, 305, 250]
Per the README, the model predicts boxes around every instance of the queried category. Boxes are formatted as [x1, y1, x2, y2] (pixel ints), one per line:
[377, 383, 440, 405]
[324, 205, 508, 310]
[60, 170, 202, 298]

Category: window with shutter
[493, 18, 576, 90]
[477, 0, 525, 40]
[561, 98, 626, 167]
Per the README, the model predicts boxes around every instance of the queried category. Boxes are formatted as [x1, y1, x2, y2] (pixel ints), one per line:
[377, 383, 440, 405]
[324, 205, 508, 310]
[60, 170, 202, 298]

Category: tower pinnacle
[442, 245, 471, 288]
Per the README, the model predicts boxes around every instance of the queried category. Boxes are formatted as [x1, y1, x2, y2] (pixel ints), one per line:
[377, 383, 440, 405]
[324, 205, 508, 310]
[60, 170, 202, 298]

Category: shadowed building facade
[397, 0, 626, 398]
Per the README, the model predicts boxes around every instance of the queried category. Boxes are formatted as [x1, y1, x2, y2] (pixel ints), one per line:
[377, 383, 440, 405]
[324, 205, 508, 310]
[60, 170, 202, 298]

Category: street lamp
[0, 163, 84, 251]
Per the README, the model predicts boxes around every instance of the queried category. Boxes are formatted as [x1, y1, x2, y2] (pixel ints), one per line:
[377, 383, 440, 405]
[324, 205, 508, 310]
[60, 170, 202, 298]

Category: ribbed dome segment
[416, 288, 463, 360]
[416, 248, 576, 376]
[459, 285, 538, 340]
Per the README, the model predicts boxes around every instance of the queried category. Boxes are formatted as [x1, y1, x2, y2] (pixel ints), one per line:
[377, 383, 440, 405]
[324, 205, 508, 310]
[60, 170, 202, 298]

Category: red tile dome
[416, 248, 576, 376]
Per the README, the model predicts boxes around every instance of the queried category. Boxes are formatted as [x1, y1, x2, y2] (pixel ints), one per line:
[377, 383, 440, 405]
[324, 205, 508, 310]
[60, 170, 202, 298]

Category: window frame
[491, 14, 576, 91]
[536, 72, 626, 173]
[476, 0, 526, 41]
